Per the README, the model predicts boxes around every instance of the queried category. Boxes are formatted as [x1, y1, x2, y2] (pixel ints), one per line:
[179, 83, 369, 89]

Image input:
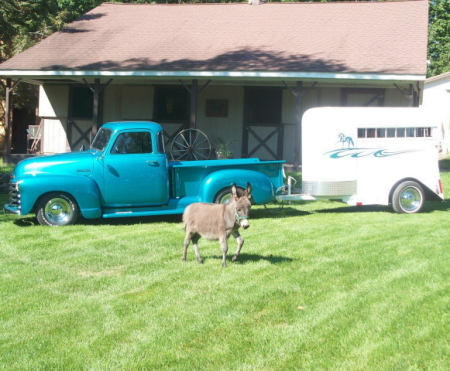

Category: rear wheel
[36, 192, 79, 226]
[392, 181, 424, 214]
[214, 187, 244, 204]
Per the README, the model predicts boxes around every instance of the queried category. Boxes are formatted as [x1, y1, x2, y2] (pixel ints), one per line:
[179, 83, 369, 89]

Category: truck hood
[14, 151, 97, 178]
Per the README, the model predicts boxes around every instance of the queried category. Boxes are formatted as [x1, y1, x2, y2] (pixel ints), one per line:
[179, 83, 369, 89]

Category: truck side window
[111, 132, 153, 154]
[157, 132, 166, 154]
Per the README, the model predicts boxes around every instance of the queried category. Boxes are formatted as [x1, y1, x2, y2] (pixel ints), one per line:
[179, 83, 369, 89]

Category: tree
[428, 0, 450, 77]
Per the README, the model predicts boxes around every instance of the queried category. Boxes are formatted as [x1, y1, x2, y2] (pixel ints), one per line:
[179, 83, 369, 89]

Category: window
[157, 132, 165, 154]
[69, 86, 94, 119]
[91, 128, 112, 151]
[357, 127, 432, 139]
[377, 128, 386, 138]
[154, 87, 189, 121]
[110, 132, 152, 154]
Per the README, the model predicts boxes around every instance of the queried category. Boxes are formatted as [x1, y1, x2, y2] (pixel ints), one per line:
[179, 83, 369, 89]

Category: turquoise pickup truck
[4, 121, 285, 226]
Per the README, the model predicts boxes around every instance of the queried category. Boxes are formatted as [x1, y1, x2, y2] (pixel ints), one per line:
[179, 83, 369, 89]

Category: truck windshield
[91, 128, 112, 151]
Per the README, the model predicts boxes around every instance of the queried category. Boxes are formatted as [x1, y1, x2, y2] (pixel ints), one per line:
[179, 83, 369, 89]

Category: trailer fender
[17, 175, 102, 218]
[197, 169, 275, 204]
[389, 177, 443, 204]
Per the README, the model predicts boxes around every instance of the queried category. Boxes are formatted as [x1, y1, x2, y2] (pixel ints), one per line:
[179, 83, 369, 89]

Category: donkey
[182, 183, 252, 268]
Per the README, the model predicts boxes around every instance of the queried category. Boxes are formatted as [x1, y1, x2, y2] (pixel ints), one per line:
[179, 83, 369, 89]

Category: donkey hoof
[231, 256, 238, 262]
[197, 259, 204, 264]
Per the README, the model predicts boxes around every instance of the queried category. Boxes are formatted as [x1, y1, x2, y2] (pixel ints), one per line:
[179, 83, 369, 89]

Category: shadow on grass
[80, 214, 182, 226]
[250, 206, 311, 219]
[13, 217, 38, 227]
[11, 214, 182, 227]
[314, 200, 448, 214]
[206, 253, 293, 265]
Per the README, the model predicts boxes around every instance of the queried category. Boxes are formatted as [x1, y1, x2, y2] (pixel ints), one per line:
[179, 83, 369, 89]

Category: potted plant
[215, 139, 234, 159]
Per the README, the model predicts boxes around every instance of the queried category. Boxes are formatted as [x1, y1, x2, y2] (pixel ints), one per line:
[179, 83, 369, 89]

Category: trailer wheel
[36, 192, 79, 226]
[392, 181, 424, 214]
[214, 186, 245, 204]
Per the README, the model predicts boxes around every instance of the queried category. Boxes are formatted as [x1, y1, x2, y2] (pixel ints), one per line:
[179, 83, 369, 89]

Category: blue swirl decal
[325, 148, 417, 159]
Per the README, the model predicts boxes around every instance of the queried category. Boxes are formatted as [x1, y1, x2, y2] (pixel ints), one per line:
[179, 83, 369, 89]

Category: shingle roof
[0, 1, 429, 76]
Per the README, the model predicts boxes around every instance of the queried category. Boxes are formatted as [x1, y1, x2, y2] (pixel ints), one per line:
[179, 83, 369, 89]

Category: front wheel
[392, 181, 424, 214]
[36, 192, 79, 226]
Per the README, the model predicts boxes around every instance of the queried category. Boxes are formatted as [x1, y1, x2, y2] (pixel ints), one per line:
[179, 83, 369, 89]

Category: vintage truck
[4, 121, 285, 226]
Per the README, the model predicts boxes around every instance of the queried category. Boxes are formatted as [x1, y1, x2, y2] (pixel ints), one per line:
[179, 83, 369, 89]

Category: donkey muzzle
[240, 219, 250, 229]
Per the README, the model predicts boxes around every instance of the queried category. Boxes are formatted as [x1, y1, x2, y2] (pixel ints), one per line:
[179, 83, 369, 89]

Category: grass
[0, 158, 15, 175]
[1, 164, 450, 370]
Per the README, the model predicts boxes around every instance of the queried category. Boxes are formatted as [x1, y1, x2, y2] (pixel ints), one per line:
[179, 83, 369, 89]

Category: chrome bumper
[3, 203, 21, 215]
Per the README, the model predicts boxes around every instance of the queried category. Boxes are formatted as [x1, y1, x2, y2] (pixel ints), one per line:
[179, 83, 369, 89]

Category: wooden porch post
[190, 79, 198, 129]
[3, 78, 21, 157]
[4, 78, 12, 156]
[92, 78, 101, 136]
[294, 81, 302, 170]
[83, 78, 112, 137]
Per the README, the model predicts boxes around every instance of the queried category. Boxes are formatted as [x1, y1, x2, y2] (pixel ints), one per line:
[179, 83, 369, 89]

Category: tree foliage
[1, 0, 450, 111]
[428, 0, 450, 77]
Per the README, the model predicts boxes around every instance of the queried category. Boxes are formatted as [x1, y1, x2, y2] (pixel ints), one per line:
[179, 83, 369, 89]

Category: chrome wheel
[36, 193, 79, 226]
[392, 181, 424, 214]
[214, 186, 244, 204]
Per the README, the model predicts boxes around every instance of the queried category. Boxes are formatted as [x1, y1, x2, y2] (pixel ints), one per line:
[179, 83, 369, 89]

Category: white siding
[102, 85, 121, 124]
[282, 88, 318, 163]
[422, 75, 450, 157]
[42, 118, 70, 154]
[37, 82, 425, 157]
[39, 86, 69, 118]
[197, 86, 244, 158]
[121, 86, 154, 120]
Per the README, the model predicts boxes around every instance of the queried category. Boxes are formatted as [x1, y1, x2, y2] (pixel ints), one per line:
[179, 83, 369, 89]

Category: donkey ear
[231, 184, 238, 199]
[246, 182, 252, 198]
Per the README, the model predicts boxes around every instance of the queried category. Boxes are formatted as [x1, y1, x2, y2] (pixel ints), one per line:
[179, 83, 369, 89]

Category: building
[0, 1, 430, 166]
[422, 72, 450, 158]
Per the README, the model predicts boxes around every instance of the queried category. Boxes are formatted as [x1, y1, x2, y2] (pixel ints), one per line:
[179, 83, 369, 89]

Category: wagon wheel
[170, 129, 211, 161]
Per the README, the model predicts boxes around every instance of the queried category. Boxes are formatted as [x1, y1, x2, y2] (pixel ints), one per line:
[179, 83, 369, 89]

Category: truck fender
[197, 169, 275, 204]
[17, 175, 102, 218]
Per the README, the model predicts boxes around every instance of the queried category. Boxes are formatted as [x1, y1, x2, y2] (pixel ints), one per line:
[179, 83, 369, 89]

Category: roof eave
[0, 70, 426, 84]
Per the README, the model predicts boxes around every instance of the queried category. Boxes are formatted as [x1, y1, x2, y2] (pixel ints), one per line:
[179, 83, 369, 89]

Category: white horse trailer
[278, 107, 444, 213]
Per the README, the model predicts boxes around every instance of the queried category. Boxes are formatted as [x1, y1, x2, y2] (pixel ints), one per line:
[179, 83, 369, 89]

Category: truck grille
[8, 182, 21, 209]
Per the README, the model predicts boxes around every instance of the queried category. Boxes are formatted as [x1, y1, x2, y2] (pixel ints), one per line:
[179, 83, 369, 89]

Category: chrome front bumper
[3, 180, 21, 215]
[3, 203, 21, 215]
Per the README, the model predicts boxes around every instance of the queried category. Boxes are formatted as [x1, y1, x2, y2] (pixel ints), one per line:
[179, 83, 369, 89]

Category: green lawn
[0, 165, 449, 370]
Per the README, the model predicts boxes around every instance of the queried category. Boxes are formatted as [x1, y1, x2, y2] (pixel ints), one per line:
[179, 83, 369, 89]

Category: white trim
[425, 71, 450, 84]
[0, 69, 426, 82]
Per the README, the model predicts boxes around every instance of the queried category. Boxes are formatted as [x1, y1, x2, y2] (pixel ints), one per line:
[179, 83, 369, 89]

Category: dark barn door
[242, 87, 283, 160]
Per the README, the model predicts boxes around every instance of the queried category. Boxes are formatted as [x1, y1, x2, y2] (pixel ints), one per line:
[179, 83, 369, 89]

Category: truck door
[102, 130, 169, 207]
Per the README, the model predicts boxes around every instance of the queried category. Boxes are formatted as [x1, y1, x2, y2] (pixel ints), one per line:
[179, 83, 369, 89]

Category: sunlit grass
[0, 169, 449, 370]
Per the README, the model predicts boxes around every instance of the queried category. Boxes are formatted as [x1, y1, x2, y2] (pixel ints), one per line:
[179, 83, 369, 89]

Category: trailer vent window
[357, 127, 432, 139]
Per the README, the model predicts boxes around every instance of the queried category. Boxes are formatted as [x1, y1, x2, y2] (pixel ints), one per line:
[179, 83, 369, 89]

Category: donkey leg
[182, 232, 192, 261]
[231, 231, 244, 263]
[192, 235, 203, 264]
[220, 236, 228, 268]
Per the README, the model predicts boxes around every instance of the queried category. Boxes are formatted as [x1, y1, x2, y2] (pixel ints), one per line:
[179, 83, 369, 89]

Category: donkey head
[231, 183, 252, 229]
